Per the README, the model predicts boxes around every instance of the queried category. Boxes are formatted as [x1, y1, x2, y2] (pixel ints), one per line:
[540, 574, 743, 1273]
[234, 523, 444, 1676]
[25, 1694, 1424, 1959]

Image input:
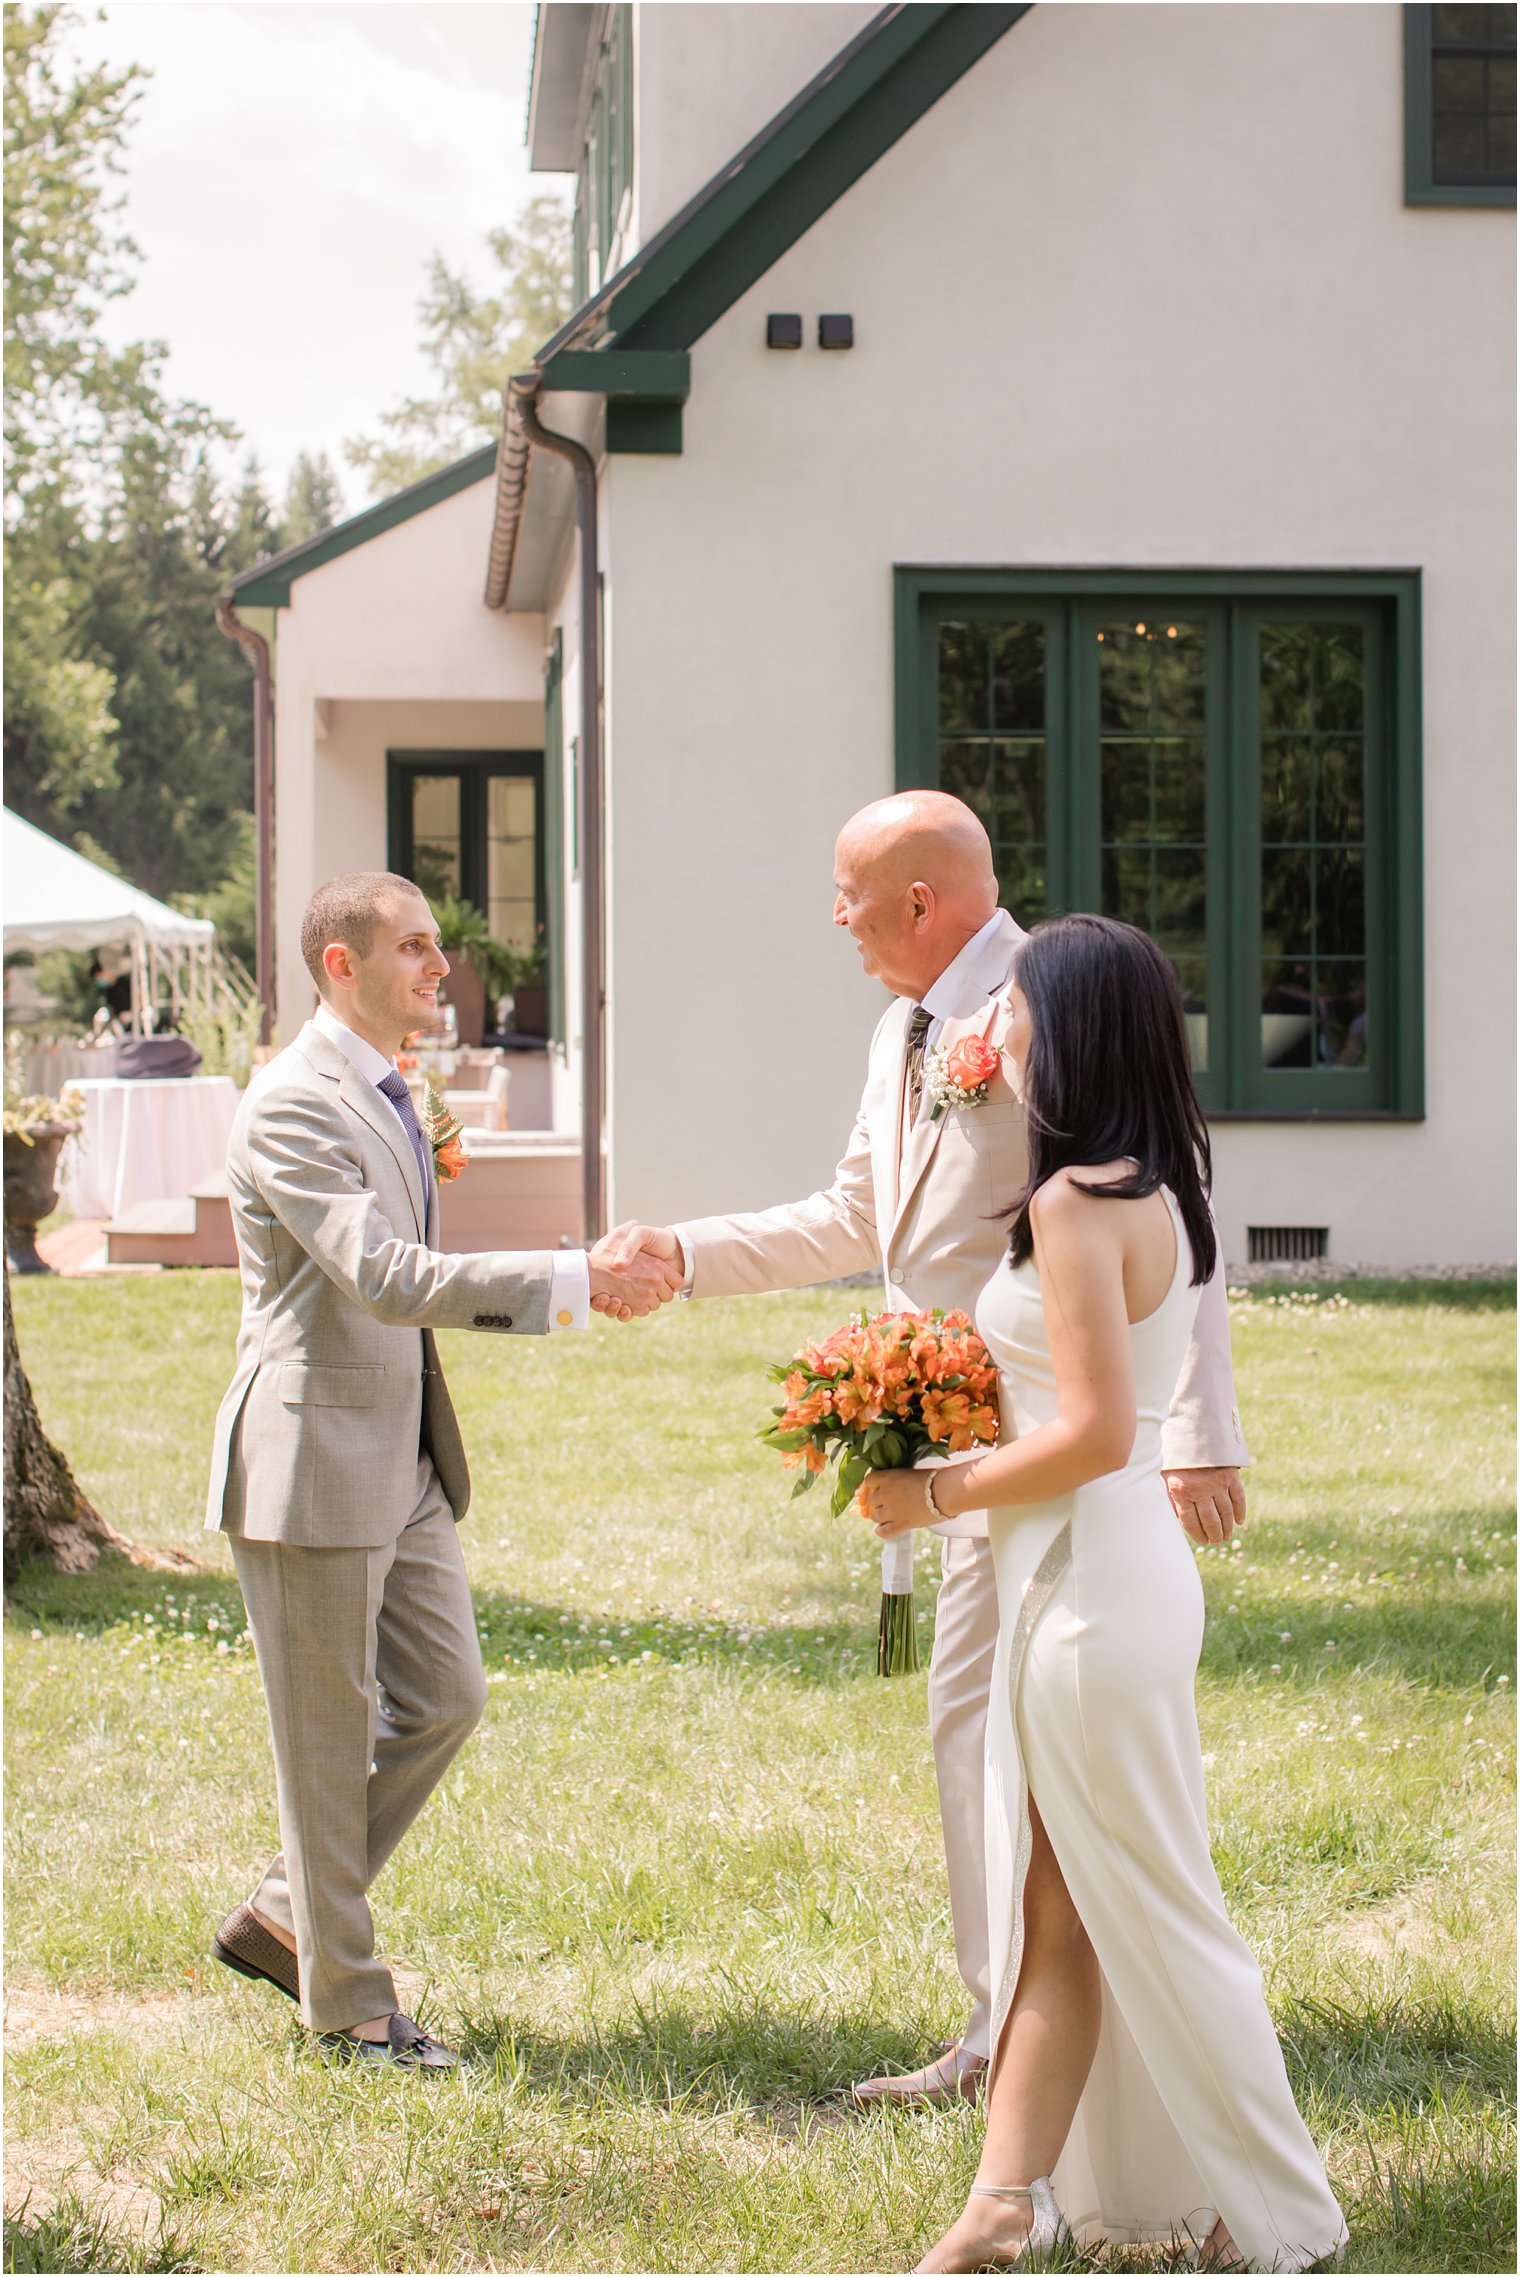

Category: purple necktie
[376, 1069, 430, 1194]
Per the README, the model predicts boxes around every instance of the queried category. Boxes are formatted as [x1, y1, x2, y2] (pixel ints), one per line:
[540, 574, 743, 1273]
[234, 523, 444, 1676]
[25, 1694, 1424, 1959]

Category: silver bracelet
[922, 1467, 947, 1521]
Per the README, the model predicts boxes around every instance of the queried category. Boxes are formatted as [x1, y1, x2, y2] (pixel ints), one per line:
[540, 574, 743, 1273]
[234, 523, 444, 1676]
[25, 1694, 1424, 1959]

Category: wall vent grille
[1248, 1226, 1329, 1264]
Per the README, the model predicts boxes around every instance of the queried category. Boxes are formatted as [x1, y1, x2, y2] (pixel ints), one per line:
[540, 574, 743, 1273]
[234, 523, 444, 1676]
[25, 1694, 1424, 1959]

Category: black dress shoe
[212, 1902, 299, 2003]
[319, 2012, 459, 2071]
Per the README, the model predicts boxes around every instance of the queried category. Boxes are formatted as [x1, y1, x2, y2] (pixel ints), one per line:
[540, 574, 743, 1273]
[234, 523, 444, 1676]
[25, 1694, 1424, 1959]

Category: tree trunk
[3, 1264, 193, 1577]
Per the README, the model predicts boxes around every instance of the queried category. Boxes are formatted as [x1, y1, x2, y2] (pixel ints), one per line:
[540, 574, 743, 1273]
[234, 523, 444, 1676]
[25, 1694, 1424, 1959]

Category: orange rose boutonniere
[422, 1076, 468, 1182]
[923, 1029, 1002, 1122]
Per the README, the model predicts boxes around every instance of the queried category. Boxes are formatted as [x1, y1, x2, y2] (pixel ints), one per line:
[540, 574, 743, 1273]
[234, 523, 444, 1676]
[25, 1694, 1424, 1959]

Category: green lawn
[4, 1272, 1514, 2276]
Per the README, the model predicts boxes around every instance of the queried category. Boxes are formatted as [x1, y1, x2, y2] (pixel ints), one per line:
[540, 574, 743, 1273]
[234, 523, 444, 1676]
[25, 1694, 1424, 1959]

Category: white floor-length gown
[976, 1190, 1347, 2271]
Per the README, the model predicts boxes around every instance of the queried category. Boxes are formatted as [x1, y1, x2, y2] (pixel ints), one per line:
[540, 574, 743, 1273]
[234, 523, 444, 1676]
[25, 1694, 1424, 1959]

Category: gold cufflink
[557, 1309, 573, 1326]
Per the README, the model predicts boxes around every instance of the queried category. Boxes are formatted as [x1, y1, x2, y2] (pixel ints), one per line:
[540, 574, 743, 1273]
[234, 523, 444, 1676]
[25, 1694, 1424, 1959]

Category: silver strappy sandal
[967, 2178, 1069, 2267]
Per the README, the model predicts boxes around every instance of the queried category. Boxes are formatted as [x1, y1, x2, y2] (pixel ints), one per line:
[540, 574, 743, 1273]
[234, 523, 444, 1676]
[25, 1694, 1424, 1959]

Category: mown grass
[4, 1272, 1514, 2274]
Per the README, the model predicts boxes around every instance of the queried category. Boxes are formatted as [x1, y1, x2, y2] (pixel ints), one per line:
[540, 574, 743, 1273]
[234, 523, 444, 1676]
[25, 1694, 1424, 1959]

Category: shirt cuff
[672, 1227, 695, 1297]
[549, 1250, 591, 1331]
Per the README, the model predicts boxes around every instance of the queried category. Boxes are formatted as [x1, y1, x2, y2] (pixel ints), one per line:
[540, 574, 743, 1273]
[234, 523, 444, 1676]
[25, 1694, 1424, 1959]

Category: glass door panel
[1257, 621, 1370, 1075]
[935, 617, 1049, 923]
[486, 773, 539, 948]
[1095, 620, 1211, 1072]
[409, 775, 462, 904]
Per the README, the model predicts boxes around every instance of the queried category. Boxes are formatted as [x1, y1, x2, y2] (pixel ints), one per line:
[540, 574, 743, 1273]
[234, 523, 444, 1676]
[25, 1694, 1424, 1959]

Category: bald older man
[611, 793, 1247, 2104]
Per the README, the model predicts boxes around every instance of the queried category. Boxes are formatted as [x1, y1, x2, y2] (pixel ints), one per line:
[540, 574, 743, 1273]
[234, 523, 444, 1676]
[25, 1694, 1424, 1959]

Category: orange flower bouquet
[760, 1308, 999, 1673]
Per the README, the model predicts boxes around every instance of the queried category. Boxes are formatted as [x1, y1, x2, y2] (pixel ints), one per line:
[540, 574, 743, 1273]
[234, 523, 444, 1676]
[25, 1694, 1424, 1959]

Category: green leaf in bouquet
[870, 1429, 907, 1469]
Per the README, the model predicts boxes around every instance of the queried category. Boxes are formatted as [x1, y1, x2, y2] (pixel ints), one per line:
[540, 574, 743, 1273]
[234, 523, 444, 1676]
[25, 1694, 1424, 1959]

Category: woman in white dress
[861, 916, 1346, 2274]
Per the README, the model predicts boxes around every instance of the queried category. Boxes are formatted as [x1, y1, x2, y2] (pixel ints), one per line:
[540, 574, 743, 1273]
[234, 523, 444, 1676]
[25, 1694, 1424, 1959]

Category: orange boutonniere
[422, 1076, 468, 1182]
[923, 1014, 1003, 1122]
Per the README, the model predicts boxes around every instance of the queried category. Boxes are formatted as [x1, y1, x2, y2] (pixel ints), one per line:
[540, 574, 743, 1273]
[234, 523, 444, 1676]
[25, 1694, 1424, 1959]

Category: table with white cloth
[60, 1076, 241, 1222]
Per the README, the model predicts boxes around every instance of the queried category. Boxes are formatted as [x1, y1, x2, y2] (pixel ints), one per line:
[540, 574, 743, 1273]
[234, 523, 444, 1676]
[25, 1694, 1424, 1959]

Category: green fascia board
[534, 3, 1030, 367]
[539, 348, 691, 397]
[605, 400, 684, 453]
[231, 444, 499, 607]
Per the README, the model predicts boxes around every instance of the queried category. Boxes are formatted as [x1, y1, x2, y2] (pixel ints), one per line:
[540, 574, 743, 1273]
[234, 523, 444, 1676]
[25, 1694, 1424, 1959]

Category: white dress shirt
[312, 1003, 589, 1329]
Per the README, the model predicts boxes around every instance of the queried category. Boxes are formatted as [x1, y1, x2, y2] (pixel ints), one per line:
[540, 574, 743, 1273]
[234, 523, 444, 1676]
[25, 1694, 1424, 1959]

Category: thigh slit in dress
[977, 1191, 1346, 2272]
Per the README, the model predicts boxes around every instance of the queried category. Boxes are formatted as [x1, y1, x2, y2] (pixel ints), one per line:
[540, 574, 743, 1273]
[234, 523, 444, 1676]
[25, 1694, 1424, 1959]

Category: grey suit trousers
[929, 1535, 1000, 2059]
[230, 1456, 487, 2032]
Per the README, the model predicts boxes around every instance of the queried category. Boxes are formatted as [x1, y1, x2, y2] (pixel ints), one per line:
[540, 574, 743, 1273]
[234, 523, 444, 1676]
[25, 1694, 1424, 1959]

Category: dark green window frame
[573, 5, 635, 302]
[894, 569, 1423, 1120]
[1405, 4, 1517, 205]
[386, 747, 547, 957]
[542, 638, 567, 1049]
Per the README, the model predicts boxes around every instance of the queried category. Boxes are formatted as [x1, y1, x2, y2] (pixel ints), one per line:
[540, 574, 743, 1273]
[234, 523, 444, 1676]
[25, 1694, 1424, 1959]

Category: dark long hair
[1005, 914, 1217, 1286]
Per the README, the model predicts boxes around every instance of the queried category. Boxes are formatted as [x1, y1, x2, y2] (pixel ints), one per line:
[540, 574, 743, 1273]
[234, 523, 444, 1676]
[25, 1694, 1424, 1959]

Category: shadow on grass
[2, 1568, 901, 1688]
[458, 1990, 929, 2121]
[11, 1556, 1511, 1699]
[1280, 1988, 1516, 2107]
[1197, 1576, 1515, 1692]
[1229, 1276, 1515, 1311]
[1, 2195, 189, 2276]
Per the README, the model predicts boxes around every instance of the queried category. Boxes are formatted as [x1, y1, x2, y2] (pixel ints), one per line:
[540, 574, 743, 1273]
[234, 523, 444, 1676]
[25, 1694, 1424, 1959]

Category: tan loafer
[846, 2038, 988, 2107]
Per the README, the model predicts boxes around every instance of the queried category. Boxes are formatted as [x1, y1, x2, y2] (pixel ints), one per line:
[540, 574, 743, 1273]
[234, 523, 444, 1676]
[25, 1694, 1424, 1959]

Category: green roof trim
[231, 444, 498, 608]
[539, 347, 691, 397]
[540, 3, 1031, 372]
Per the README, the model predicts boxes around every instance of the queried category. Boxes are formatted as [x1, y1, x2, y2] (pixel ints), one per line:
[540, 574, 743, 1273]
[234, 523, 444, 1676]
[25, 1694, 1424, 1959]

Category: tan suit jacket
[681, 914, 1247, 1538]
[206, 1020, 556, 1548]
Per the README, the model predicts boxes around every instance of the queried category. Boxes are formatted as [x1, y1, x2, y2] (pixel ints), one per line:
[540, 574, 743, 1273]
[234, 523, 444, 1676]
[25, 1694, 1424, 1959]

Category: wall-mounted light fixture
[766, 313, 803, 349]
[818, 314, 855, 349]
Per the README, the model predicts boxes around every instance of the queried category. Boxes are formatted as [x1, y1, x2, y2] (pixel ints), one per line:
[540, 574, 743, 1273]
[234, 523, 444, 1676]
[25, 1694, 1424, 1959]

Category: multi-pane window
[906, 575, 1421, 1116]
[1406, 3, 1517, 203]
[938, 622, 1048, 920]
[388, 751, 546, 957]
[572, 5, 635, 301]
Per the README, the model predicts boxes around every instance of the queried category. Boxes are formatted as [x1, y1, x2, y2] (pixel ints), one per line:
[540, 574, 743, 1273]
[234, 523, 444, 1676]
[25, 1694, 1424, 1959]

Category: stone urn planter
[4, 1124, 70, 1276]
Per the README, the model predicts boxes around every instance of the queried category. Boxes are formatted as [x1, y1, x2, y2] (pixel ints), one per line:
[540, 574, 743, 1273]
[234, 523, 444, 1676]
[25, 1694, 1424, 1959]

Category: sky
[63, 2, 568, 511]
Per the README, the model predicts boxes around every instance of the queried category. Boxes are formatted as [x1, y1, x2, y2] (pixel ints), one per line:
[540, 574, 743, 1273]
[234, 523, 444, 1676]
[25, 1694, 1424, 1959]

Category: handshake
[585, 1221, 683, 1321]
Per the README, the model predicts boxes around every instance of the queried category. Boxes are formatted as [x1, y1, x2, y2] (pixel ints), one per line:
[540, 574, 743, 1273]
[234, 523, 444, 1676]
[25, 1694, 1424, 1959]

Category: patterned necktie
[905, 1003, 933, 1127]
[376, 1069, 430, 1195]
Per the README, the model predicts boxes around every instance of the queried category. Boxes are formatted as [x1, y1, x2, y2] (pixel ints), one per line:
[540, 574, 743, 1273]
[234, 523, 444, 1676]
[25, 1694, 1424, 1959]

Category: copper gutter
[213, 597, 275, 1045]
[508, 373, 606, 1244]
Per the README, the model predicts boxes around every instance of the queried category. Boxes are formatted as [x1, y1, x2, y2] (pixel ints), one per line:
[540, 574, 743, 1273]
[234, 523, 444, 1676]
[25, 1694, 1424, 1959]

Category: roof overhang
[488, 3, 1032, 609]
[526, 3, 602, 172]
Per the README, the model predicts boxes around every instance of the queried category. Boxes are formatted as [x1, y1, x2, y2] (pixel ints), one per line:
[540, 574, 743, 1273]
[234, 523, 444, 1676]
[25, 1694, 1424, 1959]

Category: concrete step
[106, 1187, 238, 1268]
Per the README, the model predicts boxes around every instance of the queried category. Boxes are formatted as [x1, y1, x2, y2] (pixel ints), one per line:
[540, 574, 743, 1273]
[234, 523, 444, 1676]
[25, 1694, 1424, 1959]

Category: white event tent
[3, 808, 215, 1030]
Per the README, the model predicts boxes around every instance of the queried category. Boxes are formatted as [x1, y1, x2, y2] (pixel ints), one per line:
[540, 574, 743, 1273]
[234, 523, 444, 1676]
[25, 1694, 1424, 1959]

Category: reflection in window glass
[1430, 2, 1517, 187]
[1097, 622, 1209, 1072]
[410, 776, 461, 904]
[487, 773, 538, 949]
[937, 620, 1047, 923]
[1259, 623, 1368, 1069]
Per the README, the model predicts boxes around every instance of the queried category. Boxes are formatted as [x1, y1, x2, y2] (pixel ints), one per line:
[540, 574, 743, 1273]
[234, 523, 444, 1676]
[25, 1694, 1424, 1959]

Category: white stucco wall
[600, 2, 1515, 1264]
[631, 1, 879, 250]
[270, 476, 549, 1040]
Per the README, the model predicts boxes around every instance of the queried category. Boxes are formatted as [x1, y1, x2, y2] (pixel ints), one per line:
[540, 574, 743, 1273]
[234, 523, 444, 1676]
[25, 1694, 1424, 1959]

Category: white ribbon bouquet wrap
[759, 1308, 999, 1675]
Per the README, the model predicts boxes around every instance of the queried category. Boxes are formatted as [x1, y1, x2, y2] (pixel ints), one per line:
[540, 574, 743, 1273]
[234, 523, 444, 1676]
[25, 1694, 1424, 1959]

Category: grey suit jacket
[205, 1020, 556, 1548]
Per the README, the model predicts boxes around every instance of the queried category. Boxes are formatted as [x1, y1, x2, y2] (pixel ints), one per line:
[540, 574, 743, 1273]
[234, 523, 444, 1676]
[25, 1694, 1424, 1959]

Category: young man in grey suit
[610, 794, 1248, 2105]
[206, 873, 674, 2068]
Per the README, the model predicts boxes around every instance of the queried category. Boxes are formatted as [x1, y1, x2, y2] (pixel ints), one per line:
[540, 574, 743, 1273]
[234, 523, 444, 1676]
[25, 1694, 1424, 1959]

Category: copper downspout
[214, 596, 275, 1046]
[510, 373, 606, 1245]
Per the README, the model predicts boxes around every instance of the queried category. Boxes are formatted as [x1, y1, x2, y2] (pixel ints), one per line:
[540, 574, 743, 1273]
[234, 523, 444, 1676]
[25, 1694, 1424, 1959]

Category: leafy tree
[345, 194, 572, 496]
[3, 5, 254, 901]
[279, 449, 345, 545]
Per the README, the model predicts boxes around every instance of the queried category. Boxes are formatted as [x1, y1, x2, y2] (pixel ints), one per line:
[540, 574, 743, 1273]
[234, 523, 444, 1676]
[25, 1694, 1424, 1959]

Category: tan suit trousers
[929, 1535, 1001, 2059]
[230, 1457, 487, 2032]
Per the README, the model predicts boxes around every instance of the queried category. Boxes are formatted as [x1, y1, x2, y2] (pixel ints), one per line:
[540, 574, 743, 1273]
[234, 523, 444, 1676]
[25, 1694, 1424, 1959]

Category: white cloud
[63, 2, 571, 502]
